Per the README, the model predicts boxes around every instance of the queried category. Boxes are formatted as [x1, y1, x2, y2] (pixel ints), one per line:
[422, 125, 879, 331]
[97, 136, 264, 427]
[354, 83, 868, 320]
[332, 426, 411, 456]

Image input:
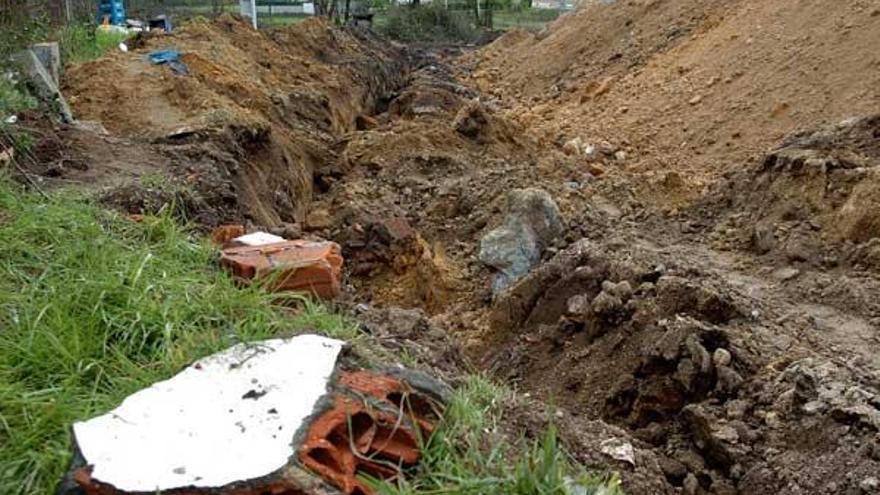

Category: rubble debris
[62, 334, 447, 495]
[220, 240, 343, 299]
[67, 335, 345, 493]
[300, 369, 446, 494]
[600, 437, 636, 466]
[479, 188, 563, 293]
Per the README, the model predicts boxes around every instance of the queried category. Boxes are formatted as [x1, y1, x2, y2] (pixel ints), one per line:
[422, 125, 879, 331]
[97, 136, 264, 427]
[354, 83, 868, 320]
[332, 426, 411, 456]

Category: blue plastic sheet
[148, 50, 188, 75]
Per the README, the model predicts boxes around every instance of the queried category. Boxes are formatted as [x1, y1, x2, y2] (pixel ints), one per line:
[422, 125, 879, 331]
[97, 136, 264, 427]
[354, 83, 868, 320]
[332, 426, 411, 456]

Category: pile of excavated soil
[45, 6, 880, 494]
[63, 15, 406, 226]
[462, 0, 880, 207]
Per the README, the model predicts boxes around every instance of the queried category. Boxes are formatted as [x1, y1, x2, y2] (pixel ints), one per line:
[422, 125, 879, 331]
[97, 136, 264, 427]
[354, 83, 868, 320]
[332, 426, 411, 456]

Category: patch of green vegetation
[259, 14, 311, 28]
[369, 376, 624, 495]
[381, 4, 477, 42]
[0, 15, 51, 61]
[0, 77, 38, 121]
[493, 8, 561, 31]
[58, 25, 131, 66]
[0, 178, 351, 494]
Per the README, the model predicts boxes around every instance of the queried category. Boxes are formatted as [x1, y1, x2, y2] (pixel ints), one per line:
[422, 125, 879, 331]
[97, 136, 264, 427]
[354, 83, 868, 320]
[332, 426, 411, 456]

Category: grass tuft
[0, 178, 350, 494]
[367, 375, 623, 495]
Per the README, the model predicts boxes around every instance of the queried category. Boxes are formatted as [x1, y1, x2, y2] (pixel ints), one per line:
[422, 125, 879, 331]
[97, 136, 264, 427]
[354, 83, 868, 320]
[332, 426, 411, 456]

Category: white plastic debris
[118, 42, 128, 52]
[73, 334, 344, 492]
[4, 115, 18, 124]
[232, 231, 286, 246]
[599, 437, 636, 466]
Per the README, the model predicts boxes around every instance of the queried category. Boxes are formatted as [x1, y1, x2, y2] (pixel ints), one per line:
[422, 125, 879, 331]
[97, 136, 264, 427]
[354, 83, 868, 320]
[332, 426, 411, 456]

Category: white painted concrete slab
[233, 231, 286, 246]
[73, 334, 344, 492]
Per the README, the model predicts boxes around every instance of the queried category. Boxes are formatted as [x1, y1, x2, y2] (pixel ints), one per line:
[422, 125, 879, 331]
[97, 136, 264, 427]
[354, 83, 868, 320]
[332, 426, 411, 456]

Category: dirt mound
[484, 233, 880, 494]
[693, 114, 880, 271]
[462, 0, 880, 208]
[63, 15, 406, 226]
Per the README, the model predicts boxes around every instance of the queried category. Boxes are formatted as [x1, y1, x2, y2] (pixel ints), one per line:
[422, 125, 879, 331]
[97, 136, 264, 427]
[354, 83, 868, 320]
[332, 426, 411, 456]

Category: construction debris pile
[62, 334, 447, 495]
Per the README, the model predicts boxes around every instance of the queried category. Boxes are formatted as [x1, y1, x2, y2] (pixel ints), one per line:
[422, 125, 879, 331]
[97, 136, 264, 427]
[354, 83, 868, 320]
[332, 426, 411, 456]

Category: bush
[381, 4, 477, 42]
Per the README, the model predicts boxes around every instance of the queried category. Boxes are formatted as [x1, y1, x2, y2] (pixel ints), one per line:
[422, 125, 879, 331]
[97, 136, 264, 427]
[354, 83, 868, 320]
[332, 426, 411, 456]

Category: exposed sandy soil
[20, 3, 880, 493]
[462, 0, 880, 208]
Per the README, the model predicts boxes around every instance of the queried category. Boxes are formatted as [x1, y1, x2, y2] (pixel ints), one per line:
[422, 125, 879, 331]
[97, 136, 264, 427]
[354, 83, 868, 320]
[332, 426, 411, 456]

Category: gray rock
[566, 294, 591, 318]
[713, 348, 732, 367]
[479, 188, 563, 293]
[592, 290, 623, 315]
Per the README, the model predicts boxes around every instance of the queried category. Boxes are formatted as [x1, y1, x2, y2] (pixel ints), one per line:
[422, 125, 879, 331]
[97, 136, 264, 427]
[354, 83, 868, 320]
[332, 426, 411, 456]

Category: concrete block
[30, 42, 60, 86]
[11, 49, 74, 123]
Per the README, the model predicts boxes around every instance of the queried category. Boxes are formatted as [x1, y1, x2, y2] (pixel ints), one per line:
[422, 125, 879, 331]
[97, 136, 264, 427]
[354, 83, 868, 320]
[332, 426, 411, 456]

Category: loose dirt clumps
[484, 232, 880, 494]
[696, 115, 880, 271]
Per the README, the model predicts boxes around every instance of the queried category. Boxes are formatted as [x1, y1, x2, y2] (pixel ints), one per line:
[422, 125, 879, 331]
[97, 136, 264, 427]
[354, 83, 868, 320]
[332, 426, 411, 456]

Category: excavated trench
[44, 15, 880, 495]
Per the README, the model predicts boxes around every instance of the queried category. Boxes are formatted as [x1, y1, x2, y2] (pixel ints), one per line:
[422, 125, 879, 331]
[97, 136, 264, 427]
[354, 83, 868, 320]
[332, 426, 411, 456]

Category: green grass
[0, 178, 355, 494]
[259, 14, 312, 28]
[492, 8, 561, 31]
[57, 25, 131, 66]
[381, 5, 478, 42]
[0, 77, 38, 122]
[369, 376, 623, 495]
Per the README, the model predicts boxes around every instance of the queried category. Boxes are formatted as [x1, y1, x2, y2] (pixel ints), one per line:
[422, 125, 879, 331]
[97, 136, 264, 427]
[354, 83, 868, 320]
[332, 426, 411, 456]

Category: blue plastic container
[97, 0, 126, 25]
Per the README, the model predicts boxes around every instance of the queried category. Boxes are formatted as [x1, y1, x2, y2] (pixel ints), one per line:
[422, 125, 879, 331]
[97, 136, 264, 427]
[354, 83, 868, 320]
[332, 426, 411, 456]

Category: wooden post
[64, 0, 71, 23]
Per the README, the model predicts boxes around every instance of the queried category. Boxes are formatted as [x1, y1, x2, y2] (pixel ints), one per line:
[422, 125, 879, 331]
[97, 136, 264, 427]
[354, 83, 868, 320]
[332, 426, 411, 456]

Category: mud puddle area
[22, 11, 880, 495]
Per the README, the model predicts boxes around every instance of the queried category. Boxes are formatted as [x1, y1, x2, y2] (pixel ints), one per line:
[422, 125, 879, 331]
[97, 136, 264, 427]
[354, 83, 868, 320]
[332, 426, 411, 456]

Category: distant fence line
[0, 0, 544, 27]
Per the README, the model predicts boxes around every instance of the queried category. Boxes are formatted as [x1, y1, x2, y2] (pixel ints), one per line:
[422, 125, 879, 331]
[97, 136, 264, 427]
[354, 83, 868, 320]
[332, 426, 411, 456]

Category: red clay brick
[299, 395, 422, 495]
[220, 240, 343, 299]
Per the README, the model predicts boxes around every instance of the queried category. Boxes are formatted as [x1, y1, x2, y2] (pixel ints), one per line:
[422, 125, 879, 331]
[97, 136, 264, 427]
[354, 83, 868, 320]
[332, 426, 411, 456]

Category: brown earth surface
[18, 2, 880, 493]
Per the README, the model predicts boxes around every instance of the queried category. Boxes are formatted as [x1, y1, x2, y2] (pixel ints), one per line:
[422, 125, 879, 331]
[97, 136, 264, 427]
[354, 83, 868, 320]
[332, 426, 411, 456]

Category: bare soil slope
[464, 0, 880, 206]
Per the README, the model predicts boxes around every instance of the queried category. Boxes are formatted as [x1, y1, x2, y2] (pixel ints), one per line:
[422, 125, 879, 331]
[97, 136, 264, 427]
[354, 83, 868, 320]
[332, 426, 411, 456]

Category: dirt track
[34, 3, 880, 493]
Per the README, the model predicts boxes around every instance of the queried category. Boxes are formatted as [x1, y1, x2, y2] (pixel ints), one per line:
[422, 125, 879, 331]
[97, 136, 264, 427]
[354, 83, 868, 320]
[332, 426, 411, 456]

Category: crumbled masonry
[62, 334, 447, 495]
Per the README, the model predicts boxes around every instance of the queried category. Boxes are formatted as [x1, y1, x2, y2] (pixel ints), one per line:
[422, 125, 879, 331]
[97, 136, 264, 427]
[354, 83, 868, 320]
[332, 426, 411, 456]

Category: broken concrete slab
[63, 334, 447, 495]
[71, 335, 344, 492]
[11, 49, 73, 123]
[220, 239, 344, 299]
[230, 231, 287, 247]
